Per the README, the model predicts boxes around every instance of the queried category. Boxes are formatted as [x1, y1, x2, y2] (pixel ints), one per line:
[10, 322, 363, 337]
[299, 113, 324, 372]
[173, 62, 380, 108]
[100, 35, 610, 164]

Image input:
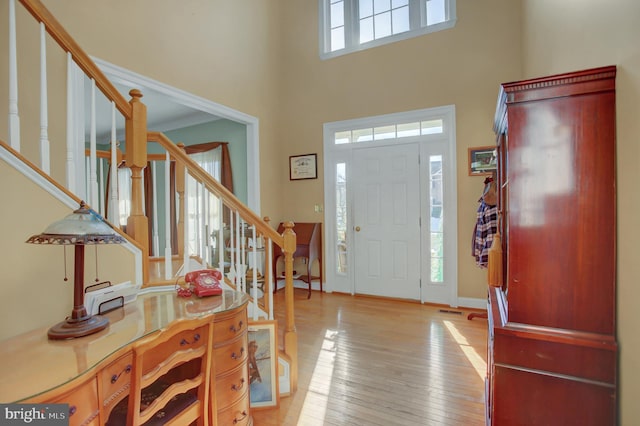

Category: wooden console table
[0, 290, 251, 426]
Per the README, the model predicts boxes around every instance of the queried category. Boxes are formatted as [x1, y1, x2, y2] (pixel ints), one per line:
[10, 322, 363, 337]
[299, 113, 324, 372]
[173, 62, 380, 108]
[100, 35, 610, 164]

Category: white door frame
[74, 58, 261, 214]
[323, 105, 458, 306]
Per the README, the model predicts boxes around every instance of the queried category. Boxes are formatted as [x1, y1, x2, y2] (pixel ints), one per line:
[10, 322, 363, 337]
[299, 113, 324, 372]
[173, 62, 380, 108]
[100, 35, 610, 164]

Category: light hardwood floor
[252, 289, 488, 426]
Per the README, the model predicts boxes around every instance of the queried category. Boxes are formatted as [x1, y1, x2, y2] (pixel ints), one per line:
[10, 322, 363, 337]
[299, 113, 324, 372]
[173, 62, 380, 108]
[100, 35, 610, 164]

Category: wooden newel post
[282, 221, 298, 392]
[176, 143, 186, 258]
[125, 89, 149, 283]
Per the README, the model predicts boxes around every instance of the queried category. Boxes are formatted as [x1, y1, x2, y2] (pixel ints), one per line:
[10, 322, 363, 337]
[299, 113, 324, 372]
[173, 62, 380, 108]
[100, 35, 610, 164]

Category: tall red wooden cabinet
[487, 66, 617, 425]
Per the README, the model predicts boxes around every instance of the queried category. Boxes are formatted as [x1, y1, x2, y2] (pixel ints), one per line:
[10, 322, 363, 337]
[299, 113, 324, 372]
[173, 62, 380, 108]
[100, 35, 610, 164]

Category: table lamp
[26, 201, 126, 340]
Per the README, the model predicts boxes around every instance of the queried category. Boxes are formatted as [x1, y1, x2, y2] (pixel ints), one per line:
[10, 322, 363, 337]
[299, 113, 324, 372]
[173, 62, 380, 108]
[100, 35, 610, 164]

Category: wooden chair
[106, 317, 212, 426]
[272, 222, 322, 299]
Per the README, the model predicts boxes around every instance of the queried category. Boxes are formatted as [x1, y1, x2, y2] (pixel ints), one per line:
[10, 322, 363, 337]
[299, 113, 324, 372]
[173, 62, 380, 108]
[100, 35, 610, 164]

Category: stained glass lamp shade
[26, 202, 125, 340]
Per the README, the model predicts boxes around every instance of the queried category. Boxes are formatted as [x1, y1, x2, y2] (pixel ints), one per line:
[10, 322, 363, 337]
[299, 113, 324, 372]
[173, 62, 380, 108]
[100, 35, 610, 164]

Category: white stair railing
[6, 0, 133, 203]
[8, 0, 20, 151]
[38, 22, 50, 174]
[144, 133, 284, 321]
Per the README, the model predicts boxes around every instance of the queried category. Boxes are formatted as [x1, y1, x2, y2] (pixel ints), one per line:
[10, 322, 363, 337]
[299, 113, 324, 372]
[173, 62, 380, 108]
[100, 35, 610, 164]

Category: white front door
[352, 143, 421, 300]
[323, 105, 458, 306]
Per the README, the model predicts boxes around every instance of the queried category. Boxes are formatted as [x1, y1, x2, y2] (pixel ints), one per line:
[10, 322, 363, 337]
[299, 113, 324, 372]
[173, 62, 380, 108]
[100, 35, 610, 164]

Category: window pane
[397, 122, 420, 137]
[360, 17, 374, 43]
[331, 27, 345, 51]
[430, 256, 443, 282]
[374, 11, 392, 39]
[359, 0, 373, 18]
[322, 0, 455, 57]
[335, 130, 352, 144]
[374, 0, 390, 14]
[430, 155, 444, 282]
[374, 125, 396, 140]
[392, 5, 410, 34]
[426, 0, 446, 26]
[336, 163, 348, 274]
[331, 1, 344, 28]
[353, 128, 373, 142]
[421, 119, 444, 134]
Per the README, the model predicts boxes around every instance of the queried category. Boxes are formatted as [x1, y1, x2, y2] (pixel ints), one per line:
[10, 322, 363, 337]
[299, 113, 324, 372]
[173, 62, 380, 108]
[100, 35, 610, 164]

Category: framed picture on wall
[248, 320, 279, 409]
[289, 153, 318, 180]
[468, 146, 497, 176]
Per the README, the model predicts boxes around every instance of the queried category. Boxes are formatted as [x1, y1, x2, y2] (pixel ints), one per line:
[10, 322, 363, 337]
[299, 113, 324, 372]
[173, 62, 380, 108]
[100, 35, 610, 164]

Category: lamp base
[47, 315, 109, 340]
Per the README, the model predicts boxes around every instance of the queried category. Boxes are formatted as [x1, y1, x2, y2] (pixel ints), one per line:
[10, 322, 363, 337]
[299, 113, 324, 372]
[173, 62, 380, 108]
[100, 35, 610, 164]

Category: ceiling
[85, 77, 219, 143]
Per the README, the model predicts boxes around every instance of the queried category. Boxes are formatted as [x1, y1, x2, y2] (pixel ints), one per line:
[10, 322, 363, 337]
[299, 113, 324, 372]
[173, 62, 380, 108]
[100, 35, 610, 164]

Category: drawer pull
[233, 410, 248, 424]
[180, 333, 201, 346]
[69, 405, 77, 416]
[231, 347, 245, 360]
[229, 321, 244, 333]
[231, 378, 245, 392]
[111, 364, 132, 384]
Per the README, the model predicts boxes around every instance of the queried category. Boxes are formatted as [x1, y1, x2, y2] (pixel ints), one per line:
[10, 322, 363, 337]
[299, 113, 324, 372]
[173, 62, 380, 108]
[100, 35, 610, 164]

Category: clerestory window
[320, 0, 456, 59]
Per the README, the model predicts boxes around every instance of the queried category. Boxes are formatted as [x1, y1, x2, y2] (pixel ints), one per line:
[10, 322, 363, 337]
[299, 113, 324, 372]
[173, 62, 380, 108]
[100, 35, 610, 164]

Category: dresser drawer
[50, 378, 99, 426]
[100, 353, 133, 412]
[214, 333, 248, 375]
[140, 324, 209, 372]
[213, 310, 247, 345]
[216, 363, 249, 410]
[218, 394, 251, 426]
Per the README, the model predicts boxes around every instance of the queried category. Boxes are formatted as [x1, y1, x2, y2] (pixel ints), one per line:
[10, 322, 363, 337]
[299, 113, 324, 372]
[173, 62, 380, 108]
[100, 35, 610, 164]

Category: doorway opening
[323, 106, 458, 305]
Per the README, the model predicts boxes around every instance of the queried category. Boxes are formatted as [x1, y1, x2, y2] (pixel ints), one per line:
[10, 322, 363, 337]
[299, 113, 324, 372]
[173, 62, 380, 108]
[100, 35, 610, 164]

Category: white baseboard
[274, 279, 322, 292]
[270, 277, 486, 310]
[457, 297, 487, 310]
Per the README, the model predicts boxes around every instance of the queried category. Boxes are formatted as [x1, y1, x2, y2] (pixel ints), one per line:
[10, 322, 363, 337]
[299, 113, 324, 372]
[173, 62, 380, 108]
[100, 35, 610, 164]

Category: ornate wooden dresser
[0, 290, 252, 426]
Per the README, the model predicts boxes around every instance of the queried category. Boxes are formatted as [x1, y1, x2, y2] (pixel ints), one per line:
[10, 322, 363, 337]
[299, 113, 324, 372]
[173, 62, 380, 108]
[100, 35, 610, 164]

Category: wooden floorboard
[251, 290, 487, 426]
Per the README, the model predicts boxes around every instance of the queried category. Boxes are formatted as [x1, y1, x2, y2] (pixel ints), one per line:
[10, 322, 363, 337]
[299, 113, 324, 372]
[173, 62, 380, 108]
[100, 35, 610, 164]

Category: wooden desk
[272, 222, 322, 298]
[0, 290, 251, 426]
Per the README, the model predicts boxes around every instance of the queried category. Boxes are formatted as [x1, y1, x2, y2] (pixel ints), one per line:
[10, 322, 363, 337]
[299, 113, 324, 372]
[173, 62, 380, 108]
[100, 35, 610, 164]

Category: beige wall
[3, 0, 635, 420]
[1, 1, 524, 329]
[521, 1, 640, 423]
[277, 0, 523, 300]
[37, 0, 286, 221]
[3, 0, 524, 305]
[0, 0, 286, 336]
[0, 159, 136, 340]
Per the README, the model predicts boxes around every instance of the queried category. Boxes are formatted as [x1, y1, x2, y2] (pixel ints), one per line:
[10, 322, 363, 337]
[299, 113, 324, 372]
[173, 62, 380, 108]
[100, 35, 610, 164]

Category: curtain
[184, 142, 233, 227]
[104, 142, 232, 257]
[104, 161, 131, 230]
[183, 142, 234, 193]
[143, 161, 178, 257]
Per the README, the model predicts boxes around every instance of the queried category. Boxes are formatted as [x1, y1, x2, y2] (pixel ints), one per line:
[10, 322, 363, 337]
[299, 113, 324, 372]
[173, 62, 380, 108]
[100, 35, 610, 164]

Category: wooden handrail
[147, 132, 284, 247]
[1, 138, 144, 255]
[147, 132, 298, 391]
[10, 3, 298, 392]
[18, 0, 131, 118]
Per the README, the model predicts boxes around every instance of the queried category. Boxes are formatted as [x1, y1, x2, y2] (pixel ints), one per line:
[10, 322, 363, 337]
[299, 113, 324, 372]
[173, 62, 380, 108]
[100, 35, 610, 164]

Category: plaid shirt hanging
[474, 199, 498, 268]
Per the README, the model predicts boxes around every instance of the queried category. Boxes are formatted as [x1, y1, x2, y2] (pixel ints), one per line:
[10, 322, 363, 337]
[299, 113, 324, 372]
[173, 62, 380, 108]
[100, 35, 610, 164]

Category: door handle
[355, 226, 361, 232]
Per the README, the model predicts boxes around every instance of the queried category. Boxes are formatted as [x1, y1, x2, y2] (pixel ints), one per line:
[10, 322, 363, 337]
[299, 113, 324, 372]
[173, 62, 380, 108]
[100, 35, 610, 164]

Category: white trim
[85, 58, 262, 214]
[323, 105, 458, 305]
[0, 145, 143, 287]
[456, 297, 487, 310]
[319, 0, 457, 60]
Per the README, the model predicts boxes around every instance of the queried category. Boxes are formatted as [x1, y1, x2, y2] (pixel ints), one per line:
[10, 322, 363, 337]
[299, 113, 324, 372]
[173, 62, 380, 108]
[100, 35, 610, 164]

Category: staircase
[2, 0, 299, 394]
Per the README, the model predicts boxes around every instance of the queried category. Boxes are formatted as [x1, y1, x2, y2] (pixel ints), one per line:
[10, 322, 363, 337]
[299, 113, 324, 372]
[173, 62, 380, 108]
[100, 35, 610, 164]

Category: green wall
[143, 119, 247, 256]
[164, 119, 248, 204]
